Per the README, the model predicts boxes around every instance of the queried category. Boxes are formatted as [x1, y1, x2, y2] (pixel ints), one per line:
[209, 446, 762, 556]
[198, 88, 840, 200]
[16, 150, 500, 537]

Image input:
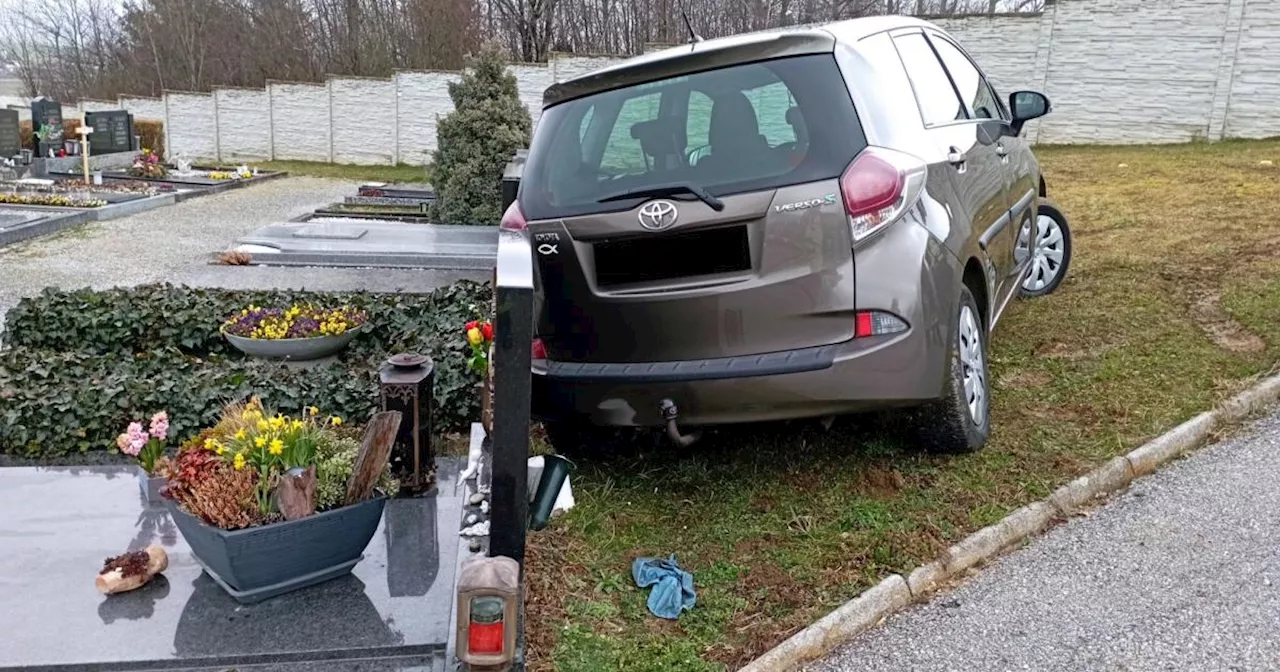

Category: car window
[893, 32, 966, 126]
[744, 81, 797, 146]
[929, 36, 1001, 121]
[521, 54, 866, 221]
[599, 92, 661, 174]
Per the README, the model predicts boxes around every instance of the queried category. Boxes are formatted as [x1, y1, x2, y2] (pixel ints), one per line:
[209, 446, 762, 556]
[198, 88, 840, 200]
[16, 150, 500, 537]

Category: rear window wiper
[598, 182, 725, 211]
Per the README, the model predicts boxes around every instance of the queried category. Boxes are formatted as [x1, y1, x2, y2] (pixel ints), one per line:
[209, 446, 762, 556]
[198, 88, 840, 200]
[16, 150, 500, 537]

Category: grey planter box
[137, 466, 165, 504]
[167, 494, 387, 604]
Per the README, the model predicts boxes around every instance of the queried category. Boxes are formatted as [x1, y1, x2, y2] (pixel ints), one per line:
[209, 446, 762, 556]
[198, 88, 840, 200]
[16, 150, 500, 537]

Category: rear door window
[520, 53, 865, 221]
[893, 32, 966, 126]
[928, 36, 1002, 121]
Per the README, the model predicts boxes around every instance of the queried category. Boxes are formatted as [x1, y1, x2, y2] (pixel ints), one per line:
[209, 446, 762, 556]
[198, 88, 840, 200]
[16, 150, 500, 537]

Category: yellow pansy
[269, 438, 285, 455]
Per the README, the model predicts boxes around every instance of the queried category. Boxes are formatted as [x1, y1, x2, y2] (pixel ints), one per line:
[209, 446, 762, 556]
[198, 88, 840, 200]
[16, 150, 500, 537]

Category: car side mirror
[1009, 91, 1051, 135]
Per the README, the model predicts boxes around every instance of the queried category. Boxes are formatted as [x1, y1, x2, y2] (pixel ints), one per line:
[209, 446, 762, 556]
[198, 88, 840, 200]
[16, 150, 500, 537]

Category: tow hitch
[659, 399, 702, 448]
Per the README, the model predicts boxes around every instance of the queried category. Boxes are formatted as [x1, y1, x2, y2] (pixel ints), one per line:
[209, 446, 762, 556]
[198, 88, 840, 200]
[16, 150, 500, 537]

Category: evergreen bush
[431, 43, 531, 226]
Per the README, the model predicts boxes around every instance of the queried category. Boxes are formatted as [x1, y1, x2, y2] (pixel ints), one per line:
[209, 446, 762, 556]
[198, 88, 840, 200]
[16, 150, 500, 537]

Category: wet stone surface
[0, 460, 466, 671]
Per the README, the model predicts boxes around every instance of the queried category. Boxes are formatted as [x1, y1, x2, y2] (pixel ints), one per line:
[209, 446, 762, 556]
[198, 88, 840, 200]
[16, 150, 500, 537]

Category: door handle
[947, 147, 966, 167]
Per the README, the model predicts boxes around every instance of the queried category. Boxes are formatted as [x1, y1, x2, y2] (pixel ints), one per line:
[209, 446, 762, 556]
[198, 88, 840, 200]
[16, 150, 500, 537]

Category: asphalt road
[810, 409, 1280, 672]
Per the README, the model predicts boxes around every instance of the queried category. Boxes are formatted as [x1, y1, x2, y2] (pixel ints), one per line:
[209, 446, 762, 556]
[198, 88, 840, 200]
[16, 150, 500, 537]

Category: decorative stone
[469, 492, 486, 506]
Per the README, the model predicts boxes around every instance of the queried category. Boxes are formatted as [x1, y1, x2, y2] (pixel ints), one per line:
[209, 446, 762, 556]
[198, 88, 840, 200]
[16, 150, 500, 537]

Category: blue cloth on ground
[631, 554, 696, 620]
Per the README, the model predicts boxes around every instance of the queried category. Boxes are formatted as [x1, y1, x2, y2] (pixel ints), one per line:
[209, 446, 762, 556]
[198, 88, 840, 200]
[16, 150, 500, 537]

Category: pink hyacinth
[116, 433, 131, 453]
[125, 422, 148, 456]
[149, 411, 169, 441]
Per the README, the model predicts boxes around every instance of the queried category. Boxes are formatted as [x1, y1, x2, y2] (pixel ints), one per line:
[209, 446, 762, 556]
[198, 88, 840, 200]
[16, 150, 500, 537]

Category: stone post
[379, 354, 436, 494]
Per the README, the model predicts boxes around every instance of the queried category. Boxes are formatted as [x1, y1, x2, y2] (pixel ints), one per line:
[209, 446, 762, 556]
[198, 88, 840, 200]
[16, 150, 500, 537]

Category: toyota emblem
[637, 200, 679, 231]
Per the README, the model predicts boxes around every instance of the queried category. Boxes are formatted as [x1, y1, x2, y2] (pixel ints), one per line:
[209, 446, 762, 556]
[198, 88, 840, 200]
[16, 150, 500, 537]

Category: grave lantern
[378, 353, 435, 494]
[456, 556, 520, 670]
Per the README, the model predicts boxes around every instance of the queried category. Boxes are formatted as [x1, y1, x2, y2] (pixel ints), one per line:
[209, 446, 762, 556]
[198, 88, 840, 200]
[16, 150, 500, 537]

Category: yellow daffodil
[255, 436, 267, 448]
[269, 415, 285, 430]
[257, 419, 269, 431]
[216, 444, 226, 456]
[234, 429, 247, 440]
[269, 438, 284, 455]
[330, 416, 343, 426]
[203, 437, 216, 450]
[308, 406, 319, 416]
[233, 453, 246, 470]
[291, 419, 304, 431]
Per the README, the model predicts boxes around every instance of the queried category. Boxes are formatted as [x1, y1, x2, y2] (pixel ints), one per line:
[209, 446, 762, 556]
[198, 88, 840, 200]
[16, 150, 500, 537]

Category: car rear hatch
[516, 49, 868, 365]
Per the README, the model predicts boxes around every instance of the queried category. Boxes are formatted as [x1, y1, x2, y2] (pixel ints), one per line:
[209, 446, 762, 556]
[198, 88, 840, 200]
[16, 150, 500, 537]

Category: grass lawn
[523, 139, 1280, 671]
[257, 160, 430, 184]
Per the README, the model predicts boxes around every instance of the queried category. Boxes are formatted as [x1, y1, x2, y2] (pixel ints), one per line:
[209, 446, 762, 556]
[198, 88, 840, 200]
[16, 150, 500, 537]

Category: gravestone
[0, 109, 19, 158]
[85, 110, 134, 154]
[30, 97, 64, 157]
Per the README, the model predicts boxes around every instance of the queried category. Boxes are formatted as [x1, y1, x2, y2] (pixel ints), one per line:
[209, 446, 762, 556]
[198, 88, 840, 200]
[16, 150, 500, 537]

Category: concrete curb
[737, 372, 1280, 671]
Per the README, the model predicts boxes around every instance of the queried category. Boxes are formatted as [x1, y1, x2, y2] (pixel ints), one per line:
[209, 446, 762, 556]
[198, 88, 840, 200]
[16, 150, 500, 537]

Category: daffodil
[255, 436, 267, 448]
[233, 453, 246, 470]
[269, 415, 285, 430]
[203, 437, 216, 450]
[308, 406, 319, 416]
[269, 438, 284, 455]
[234, 429, 247, 440]
[257, 419, 269, 431]
[291, 419, 304, 431]
[330, 416, 343, 426]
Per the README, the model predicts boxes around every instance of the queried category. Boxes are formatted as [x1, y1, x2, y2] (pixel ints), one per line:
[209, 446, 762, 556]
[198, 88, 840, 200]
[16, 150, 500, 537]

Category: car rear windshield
[519, 53, 866, 221]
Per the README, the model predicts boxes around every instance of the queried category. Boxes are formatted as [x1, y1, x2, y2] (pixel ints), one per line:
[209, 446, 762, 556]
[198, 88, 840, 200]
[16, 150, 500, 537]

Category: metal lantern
[379, 353, 435, 494]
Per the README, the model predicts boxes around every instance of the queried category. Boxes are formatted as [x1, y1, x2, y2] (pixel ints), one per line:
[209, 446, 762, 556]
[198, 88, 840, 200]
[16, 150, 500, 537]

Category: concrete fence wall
[56, 0, 1280, 164]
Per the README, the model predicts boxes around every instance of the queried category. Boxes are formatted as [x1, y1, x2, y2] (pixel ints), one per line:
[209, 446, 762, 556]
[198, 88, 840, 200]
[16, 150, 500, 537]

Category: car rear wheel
[1020, 202, 1072, 297]
[914, 286, 990, 453]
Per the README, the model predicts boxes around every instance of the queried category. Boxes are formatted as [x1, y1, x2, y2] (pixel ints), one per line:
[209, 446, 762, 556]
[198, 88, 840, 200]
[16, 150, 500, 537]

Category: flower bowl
[224, 325, 364, 361]
[167, 493, 387, 604]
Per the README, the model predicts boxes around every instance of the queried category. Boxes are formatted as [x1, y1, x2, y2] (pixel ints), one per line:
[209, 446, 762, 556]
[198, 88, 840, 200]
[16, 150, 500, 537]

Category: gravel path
[809, 409, 1280, 672]
[0, 176, 352, 321]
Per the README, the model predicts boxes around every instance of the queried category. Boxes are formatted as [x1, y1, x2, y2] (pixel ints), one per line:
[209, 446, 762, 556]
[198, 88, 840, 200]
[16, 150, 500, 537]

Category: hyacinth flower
[115, 411, 171, 474]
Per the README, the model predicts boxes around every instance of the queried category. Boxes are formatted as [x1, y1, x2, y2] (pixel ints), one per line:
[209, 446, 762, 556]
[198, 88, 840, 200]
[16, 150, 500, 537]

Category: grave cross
[76, 118, 94, 182]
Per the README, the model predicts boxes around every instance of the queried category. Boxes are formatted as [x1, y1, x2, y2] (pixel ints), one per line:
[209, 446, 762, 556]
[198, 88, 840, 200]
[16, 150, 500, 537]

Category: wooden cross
[76, 118, 94, 182]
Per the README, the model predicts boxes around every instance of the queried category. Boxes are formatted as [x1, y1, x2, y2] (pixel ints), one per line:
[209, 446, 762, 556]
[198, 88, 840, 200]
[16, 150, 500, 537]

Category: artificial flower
[467, 327, 482, 346]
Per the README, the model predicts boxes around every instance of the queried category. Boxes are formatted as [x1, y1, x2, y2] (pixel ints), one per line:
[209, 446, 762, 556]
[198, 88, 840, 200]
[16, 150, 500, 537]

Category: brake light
[840, 147, 927, 243]
[854, 310, 909, 338]
[532, 338, 547, 360]
[500, 201, 528, 231]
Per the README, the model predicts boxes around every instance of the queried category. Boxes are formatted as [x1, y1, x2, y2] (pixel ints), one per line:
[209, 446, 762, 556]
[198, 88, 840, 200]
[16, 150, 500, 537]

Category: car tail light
[855, 310, 909, 338]
[840, 147, 927, 244]
[500, 201, 528, 231]
[532, 338, 547, 360]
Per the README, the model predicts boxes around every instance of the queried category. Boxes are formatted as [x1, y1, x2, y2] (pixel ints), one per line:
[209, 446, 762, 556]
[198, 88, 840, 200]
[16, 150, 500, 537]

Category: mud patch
[1189, 290, 1265, 354]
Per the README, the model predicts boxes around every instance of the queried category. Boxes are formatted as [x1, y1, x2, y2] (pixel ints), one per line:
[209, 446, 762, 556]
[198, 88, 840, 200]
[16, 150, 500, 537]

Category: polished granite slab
[0, 459, 465, 671]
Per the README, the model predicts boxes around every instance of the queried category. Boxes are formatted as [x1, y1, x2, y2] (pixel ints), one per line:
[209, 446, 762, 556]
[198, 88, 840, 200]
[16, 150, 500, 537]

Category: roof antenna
[681, 8, 702, 44]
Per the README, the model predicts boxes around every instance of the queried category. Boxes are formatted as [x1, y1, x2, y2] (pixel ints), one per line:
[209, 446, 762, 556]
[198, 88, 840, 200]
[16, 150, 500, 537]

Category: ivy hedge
[0, 282, 491, 457]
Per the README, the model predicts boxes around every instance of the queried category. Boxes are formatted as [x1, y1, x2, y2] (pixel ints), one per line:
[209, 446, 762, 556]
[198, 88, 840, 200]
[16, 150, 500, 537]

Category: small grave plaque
[85, 111, 134, 154]
[0, 109, 20, 158]
[291, 224, 369, 240]
[30, 97, 63, 157]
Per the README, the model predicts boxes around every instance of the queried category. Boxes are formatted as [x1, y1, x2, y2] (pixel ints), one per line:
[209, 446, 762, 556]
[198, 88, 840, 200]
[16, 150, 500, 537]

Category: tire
[914, 286, 991, 453]
[1019, 202, 1072, 297]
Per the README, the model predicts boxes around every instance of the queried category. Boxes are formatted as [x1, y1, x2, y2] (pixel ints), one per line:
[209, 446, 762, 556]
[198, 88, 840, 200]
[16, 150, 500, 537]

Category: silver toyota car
[504, 16, 1067, 454]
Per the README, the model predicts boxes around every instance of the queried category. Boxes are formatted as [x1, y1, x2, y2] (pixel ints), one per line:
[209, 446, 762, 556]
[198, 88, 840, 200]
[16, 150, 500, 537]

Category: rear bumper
[532, 212, 965, 427]
[532, 324, 945, 427]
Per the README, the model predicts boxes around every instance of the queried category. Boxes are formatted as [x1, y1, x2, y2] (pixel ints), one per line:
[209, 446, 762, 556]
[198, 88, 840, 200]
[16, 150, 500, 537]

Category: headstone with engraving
[30, 97, 63, 157]
[0, 109, 19, 159]
[85, 111, 135, 155]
